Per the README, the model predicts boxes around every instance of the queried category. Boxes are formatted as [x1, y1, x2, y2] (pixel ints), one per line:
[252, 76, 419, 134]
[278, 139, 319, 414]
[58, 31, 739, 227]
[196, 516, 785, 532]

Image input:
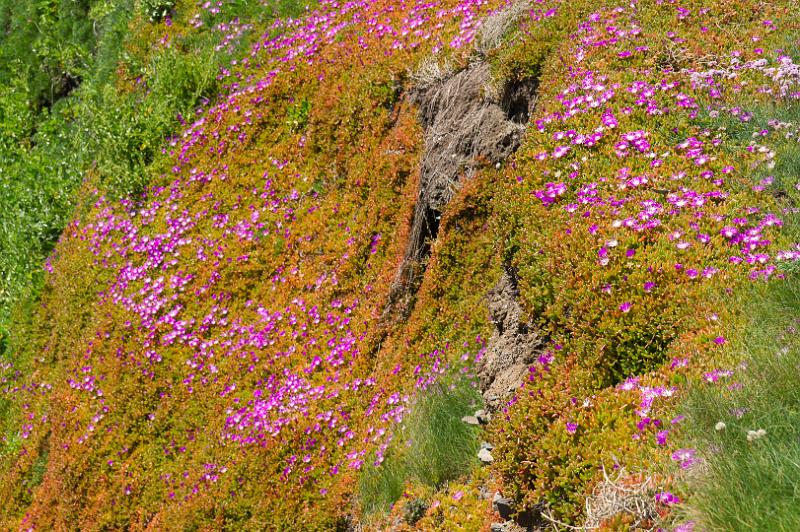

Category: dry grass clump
[475, 0, 531, 57]
[540, 467, 662, 531]
[584, 467, 661, 530]
[409, 56, 455, 93]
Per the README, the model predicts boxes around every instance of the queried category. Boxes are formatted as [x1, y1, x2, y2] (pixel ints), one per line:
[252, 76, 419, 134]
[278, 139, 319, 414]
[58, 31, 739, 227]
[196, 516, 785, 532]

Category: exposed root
[477, 266, 545, 410]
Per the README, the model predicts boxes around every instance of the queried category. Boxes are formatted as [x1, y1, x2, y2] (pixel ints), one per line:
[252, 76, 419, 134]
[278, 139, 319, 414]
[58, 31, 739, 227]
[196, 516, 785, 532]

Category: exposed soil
[383, 61, 537, 320]
[477, 267, 545, 410]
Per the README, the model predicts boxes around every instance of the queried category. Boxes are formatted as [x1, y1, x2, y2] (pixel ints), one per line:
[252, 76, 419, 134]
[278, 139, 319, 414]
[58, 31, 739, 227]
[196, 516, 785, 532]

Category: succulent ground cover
[0, 0, 316, 347]
[2, 0, 800, 529]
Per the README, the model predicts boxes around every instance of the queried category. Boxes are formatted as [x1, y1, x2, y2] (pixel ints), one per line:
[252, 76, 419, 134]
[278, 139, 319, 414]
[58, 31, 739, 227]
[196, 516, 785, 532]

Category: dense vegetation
[1, 0, 800, 529]
[679, 100, 800, 530]
[0, 0, 315, 346]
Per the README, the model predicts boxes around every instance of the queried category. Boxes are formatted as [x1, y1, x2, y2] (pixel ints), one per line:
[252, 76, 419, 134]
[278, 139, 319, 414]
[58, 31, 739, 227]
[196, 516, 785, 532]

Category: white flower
[746, 428, 767, 442]
[715, 421, 726, 431]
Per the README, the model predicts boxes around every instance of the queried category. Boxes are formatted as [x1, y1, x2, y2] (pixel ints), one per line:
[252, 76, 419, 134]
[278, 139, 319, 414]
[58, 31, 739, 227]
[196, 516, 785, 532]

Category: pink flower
[671, 448, 699, 469]
[655, 491, 681, 505]
[619, 302, 632, 313]
[566, 422, 578, 434]
[553, 145, 570, 158]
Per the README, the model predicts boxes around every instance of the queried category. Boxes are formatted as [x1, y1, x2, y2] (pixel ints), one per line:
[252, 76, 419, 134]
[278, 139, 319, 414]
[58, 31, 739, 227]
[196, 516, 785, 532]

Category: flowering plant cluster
[0, 0, 512, 528]
[491, 0, 800, 525]
[2, 0, 800, 529]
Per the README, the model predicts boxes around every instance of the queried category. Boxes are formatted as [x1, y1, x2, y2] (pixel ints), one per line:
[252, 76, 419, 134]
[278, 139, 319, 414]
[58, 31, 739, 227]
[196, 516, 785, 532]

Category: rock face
[477, 267, 545, 410]
[493, 492, 516, 521]
[492, 491, 541, 531]
[383, 61, 537, 320]
[490, 521, 527, 532]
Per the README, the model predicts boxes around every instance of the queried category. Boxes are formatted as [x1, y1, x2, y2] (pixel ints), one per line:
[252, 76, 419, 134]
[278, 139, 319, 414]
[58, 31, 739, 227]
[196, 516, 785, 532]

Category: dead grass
[540, 467, 662, 531]
[409, 56, 455, 93]
[475, 0, 532, 57]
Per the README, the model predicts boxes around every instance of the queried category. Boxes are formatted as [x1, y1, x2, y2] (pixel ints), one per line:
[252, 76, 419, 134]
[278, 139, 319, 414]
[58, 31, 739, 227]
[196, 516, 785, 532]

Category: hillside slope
[2, 0, 800, 530]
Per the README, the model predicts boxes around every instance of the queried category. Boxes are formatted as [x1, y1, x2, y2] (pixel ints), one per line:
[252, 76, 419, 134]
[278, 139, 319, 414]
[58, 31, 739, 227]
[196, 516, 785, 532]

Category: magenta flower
[671, 415, 686, 425]
[619, 302, 632, 313]
[655, 491, 681, 505]
[598, 246, 609, 266]
[671, 448, 699, 469]
[566, 422, 578, 434]
[670, 357, 688, 369]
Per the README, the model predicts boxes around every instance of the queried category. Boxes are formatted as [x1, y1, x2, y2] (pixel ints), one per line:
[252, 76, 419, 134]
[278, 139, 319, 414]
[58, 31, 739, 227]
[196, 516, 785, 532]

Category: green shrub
[403, 498, 429, 525]
[140, 0, 175, 22]
[493, 365, 648, 523]
[287, 98, 311, 133]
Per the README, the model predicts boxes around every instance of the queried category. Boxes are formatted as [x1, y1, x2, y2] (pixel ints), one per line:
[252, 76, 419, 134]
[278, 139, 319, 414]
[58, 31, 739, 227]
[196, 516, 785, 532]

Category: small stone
[478, 448, 494, 464]
[462, 415, 480, 426]
[480, 441, 494, 451]
[490, 524, 505, 532]
[492, 492, 515, 520]
[475, 409, 491, 424]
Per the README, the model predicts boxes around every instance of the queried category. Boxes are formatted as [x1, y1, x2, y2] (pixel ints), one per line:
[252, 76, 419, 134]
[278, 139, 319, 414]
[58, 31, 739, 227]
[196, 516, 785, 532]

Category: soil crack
[477, 266, 546, 410]
[383, 61, 537, 321]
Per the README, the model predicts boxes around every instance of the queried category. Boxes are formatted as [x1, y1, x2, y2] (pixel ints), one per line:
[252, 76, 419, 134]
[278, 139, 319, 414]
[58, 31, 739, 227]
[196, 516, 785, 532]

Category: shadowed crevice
[382, 62, 538, 322]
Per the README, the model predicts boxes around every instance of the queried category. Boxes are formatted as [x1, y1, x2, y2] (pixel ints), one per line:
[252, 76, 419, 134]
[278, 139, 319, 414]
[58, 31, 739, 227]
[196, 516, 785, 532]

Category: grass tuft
[680, 275, 800, 530]
[358, 377, 482, 516]
[677, 95, 800, 530]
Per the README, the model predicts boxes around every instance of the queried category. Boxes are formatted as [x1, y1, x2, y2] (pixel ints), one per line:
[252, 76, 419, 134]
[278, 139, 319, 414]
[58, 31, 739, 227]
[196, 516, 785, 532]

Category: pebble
[462, 415, 480, 426]
[475, 409, 491, 424]
[478, 448, 494, 464]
